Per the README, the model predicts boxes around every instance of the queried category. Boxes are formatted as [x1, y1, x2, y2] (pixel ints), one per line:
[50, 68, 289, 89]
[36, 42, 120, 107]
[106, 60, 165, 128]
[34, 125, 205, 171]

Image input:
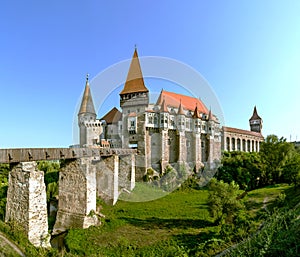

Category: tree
[217, 151, 263, 190]
[260, 135, 294, 185]
[207, 178, 244, 224]
[282, 151, 300, 186]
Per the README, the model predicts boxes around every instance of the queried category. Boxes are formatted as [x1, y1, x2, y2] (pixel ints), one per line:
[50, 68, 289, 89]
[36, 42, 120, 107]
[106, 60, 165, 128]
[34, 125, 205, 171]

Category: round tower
[78, 75, 97, 146]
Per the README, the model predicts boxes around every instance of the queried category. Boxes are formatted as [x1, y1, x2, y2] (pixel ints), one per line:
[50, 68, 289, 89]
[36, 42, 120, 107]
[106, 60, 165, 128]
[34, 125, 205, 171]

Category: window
[130, 120, 135, 127]
[148, 116, 154, 124]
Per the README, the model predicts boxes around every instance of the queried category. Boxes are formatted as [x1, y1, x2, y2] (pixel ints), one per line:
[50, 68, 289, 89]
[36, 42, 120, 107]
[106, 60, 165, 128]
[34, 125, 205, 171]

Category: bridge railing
[0, 148, 136, 164]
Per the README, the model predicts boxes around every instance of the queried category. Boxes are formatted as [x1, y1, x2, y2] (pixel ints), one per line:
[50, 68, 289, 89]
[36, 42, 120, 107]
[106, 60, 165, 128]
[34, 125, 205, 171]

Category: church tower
[249, 106, 263, 133]
[78, 75, 98, 146]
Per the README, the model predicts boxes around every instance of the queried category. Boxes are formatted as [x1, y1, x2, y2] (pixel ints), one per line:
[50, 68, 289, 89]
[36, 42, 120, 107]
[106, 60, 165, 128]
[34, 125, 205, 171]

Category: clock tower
[249, 106, 262, 133]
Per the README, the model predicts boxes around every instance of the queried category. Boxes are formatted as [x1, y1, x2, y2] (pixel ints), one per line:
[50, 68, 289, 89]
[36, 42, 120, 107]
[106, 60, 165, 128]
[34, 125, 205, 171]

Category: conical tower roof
[120, 48, 148, 95]
[249, 106, 262, 121]
[208, 108, 213, 120]
[160, 98, 169, 113]
[78, 75, 96, 115]
[192, 104, 201, 119]
[178, 100, 185, 115]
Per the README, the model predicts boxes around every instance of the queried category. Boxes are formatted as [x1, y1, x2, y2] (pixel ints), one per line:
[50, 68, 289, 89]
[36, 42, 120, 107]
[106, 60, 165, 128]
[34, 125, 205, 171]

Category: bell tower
[249, 106, 263, 133]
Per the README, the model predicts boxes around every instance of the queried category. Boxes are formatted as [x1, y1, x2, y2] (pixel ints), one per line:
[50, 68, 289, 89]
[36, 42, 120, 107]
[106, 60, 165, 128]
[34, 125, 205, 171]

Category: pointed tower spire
[208, 107, 213, 121]
[178, 99, 185, 115]
[249, 106, 263, 133]
[249, 106, 262, 121]
[78, 74, 96, 115]
[120, 48, 148, 95]
[192, 104, 201, 119]
[160, 97, 168, 113]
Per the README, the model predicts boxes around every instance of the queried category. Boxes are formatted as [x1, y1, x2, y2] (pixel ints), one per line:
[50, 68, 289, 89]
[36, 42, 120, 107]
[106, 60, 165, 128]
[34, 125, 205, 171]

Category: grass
[65, 185, 216, 256]
[227, 185, 300, 257]
[0, 180, 296, 256]
[244, 184, 292, 216]
[64, 183, 295, 256]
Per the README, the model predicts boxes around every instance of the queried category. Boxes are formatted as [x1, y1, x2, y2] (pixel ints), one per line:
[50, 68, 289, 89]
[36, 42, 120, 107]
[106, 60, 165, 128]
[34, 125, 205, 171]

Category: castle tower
[78, 75, 97, 146]
[120, 48, 149, 178]
[120, 48, 149, 112]
[249, 106, 263, 133]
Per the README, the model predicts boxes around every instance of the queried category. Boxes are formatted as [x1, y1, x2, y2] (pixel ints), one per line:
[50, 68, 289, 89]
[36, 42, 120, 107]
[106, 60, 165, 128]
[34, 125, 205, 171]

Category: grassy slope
[226, 185, 300, 257]
[64, 183, 291, 257]
[0, 182, 295, 256]
[65, 184, 216, 256]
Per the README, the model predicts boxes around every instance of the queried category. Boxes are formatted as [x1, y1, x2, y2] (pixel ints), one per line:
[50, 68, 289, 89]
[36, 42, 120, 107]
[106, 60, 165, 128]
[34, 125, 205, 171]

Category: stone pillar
[5, 162, 50, 248]
[95, 155, 120, 205]
[178, 131, 186, 163]
[208, 136, 214, 164]
[193, 133, 202, 172]
[53, 158, 99, 235]
[113, 155, 119, 205]
[161, 129, 169, 172]
[130, 153, 135, 190]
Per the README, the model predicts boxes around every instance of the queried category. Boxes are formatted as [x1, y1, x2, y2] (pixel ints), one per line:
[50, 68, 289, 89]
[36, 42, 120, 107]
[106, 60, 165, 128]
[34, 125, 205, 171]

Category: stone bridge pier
[5, 162, 51, 248]
[3, 149, 136, 247]
[52, 157, 99, 235]
[53, 153, 135, 234]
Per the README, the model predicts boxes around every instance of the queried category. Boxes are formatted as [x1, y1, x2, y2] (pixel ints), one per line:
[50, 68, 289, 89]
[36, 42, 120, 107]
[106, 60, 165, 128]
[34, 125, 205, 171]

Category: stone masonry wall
[5, 162, 50, 247]
[95, 155, 119, 205]
[53, 158, 99, 235]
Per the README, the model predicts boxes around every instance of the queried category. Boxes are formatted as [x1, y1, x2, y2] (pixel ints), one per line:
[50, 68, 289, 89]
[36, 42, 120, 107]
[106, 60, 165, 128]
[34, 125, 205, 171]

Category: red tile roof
[120, 48, 149, 95]
[156, 90, 208, 114]
[223, 126, 264, 139]
[100, 107, 122, 124]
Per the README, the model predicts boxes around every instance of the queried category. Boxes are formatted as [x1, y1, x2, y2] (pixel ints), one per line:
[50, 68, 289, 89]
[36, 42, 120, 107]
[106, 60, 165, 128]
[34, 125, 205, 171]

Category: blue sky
[1, 1, 300, 148]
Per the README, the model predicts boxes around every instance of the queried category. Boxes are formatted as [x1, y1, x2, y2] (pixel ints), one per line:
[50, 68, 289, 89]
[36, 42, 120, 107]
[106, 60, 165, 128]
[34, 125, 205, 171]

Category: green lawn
[64, 183, 294, 257]
[65, 184, 217, 256]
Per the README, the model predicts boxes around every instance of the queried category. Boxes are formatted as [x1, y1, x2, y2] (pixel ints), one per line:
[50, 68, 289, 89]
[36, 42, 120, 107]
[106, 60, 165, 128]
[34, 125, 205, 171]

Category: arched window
[237, 138, 241, 151]
[231, 138, 236, 151]
[226, 137, 230, 151]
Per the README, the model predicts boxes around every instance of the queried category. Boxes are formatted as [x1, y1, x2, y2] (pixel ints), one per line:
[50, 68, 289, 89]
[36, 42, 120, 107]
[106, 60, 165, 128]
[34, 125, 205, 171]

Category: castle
[78, 48, 264, 178]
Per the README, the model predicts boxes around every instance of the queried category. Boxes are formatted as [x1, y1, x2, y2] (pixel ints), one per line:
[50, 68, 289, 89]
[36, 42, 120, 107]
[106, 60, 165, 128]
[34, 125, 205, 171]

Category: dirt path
[263, 196, 268, 211]
[0, 231, 25, 257]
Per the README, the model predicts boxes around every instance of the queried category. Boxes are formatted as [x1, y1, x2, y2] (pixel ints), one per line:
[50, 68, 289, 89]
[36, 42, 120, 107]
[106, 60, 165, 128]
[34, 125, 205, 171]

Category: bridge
[0, 147, 135, 163]
[1, 147, 136, 248]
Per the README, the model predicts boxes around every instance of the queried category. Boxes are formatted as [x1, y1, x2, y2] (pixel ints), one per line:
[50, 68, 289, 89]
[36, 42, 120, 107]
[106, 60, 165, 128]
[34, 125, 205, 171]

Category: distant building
[222, 106, 264, 152]
[78, 48, 264, 177]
